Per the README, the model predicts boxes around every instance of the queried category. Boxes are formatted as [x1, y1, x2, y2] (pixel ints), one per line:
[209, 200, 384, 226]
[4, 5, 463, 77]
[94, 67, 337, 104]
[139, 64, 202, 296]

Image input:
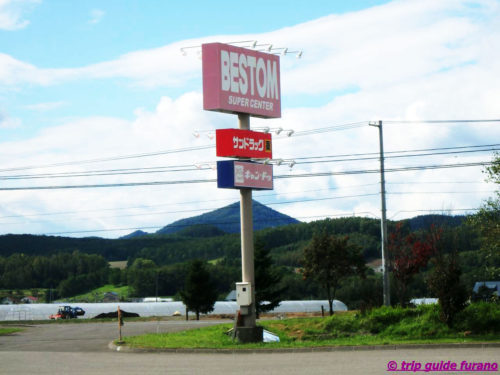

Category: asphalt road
[0, 320, 226, 353]
[0, 321, 498, 375]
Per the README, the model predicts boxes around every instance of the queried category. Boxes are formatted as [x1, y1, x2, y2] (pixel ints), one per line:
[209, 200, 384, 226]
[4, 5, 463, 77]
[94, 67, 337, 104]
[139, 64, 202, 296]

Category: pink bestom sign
[202, 43, 281, 119]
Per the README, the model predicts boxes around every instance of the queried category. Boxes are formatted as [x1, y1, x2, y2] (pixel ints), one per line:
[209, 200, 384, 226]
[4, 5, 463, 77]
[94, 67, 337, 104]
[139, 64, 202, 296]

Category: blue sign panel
[217, 160, 273, 190]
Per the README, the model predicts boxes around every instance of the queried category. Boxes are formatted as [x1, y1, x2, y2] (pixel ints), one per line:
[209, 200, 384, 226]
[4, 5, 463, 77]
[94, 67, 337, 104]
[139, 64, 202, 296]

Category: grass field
[65, 284, 131, 302]
[0, 327, 22, 336]
[122, 303, 500, 349]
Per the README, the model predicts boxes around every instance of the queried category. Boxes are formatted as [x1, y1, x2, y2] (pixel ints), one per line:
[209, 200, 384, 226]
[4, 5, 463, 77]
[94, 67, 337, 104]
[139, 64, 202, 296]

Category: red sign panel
[202, 43, 281, 119]
[216, 129, 272, 159]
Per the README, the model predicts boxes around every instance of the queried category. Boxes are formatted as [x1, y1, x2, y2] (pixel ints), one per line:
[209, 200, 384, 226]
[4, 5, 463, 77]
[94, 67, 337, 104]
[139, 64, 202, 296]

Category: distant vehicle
[49, 305, 85, 320]
[72, 307, 85, 316]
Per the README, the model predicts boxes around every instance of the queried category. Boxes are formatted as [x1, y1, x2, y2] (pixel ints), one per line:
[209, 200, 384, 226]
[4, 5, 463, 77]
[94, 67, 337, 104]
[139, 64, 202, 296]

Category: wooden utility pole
[117, 306, 123, 343]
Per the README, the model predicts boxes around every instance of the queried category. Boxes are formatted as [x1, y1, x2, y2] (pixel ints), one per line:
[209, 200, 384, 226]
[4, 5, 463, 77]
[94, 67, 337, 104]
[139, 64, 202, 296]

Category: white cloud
[0, 109, 21, 128]
[89, 8, 104, 24]
[0, 93, 233, 235]
[0, 116, 21, 128]
[0, 53, 78, 85]
[0, 0, 39, 30]
[24, 101, 65, 111]
[0, 88, 496, 237]
[0, 0, 498, 237]
[1, 0, 499, 94]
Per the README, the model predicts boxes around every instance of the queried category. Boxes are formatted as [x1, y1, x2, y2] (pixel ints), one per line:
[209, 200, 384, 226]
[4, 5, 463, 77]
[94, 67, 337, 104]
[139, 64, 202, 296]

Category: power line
[0, 119, 497, 174]
[0, 144, 215, 173]
[275, 161, 492, 180]
[1, 190, 490, 226]
[0, 193, 380, 225]
[2, 143, 495, 182]
[0, 120, 370, 173]
[0, 178, 216, 191]
[294, 147, 499, 166]
[4, 179, 487, 220]
[386, 181, 485, 185]
[384, 119, 500, 124]
[387, 191, 495, 195]
[0, 165, 204, 180]
[389, 208, 479, 214]
[291, 121, 368, 136]
[36, 207, 481, 237]
[0, 161, 491, 191]
[293, 143, 500, 160]
[0, 183, 380, 220]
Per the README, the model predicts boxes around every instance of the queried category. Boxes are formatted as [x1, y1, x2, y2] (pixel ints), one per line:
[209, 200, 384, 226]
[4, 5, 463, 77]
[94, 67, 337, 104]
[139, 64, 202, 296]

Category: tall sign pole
[238, 113, 256, 328]
[370, 120, 390, 306]
[202, 42, 281, 342]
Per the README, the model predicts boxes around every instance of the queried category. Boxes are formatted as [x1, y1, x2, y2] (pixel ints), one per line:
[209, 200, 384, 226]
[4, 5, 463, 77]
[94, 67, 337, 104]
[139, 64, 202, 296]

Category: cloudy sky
[0, 0, 498, 238]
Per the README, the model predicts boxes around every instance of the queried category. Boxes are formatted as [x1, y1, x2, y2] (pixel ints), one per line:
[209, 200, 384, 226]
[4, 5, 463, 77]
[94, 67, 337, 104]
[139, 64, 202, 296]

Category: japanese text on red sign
[232, 136, 271, 152]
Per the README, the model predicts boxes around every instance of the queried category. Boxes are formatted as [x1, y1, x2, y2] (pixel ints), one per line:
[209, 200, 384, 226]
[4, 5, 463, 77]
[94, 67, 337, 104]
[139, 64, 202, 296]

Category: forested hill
[0, 234, 174, 260]
[0, 212, 484, 304]
[0, 212, 468, 264]
[155, 200, 300, 235]
[408, 214, 465, 230]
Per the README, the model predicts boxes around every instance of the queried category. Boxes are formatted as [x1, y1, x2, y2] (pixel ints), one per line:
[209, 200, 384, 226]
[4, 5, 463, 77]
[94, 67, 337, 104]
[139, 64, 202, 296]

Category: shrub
[362, 305, 418, 333]
[455, 302, 500, 334]
[324, 314, 360, 334]
[382, 305, 452, 338]
[427, 238, 468, 327]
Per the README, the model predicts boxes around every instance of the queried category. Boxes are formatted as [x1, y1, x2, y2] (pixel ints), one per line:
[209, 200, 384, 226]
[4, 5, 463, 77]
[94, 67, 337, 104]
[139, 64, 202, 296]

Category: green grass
[122, 304, 500, 350]
[207, 257, 224, 265]
[65, 284, 130, 302]
[0, 327, 22, 336]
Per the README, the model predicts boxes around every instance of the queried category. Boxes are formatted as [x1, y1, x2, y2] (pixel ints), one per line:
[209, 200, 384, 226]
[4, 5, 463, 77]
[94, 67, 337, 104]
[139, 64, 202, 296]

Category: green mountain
[120, 230, 149, 239]
[0, 210, 468, 267]
[156, 200, 300, 235]
[0, 211, 485, 307]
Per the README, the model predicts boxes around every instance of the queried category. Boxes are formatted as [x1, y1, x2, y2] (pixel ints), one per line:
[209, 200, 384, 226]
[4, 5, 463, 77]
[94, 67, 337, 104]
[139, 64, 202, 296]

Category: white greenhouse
[0, 300, 347, 321]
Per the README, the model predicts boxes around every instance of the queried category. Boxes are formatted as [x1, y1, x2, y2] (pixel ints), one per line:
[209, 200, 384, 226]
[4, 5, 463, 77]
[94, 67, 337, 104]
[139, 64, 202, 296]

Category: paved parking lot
[0, 320, 225, 352]
[0, 321, 498, 374]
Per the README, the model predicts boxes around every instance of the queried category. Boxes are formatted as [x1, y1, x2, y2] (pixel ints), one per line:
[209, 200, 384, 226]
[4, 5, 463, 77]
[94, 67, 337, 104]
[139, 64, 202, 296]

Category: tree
[336, 273, 383, 311]
[127, 258, 157, 297]
[180, 259, 218, 320]
[254, 238, 286, 317]
[427, 244, 468, 327]
[388, 223, 438, 306]
[302, 231, 366, 315]
[468, 152, 500, 280]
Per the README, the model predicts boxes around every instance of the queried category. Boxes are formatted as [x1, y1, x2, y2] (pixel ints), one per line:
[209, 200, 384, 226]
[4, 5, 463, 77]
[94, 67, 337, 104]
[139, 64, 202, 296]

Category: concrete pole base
[235, 326, 263, 343]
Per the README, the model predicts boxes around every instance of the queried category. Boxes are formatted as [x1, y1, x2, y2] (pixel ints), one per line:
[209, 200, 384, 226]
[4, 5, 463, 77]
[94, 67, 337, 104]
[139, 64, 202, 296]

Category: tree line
[0, 220, 493, 307]
[0, 152, 497, 316]
[0, 251, 109, 299]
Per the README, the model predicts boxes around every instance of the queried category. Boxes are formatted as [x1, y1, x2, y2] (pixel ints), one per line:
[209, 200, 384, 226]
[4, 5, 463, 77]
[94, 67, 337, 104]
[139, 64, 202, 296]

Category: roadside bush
[324, 313, 361, 334]
[455, 302, 500, 334]
[382, 305, 451, 338]
[362, 305, 418, 333]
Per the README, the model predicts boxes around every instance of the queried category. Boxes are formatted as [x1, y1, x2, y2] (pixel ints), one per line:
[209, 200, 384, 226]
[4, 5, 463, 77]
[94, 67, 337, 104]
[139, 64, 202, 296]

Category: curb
[108, 341, 500, 354]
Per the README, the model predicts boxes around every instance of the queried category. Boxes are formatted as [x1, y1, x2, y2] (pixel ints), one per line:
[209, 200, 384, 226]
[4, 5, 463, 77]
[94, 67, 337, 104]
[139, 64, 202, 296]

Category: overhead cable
[0, 161, 491, 191]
